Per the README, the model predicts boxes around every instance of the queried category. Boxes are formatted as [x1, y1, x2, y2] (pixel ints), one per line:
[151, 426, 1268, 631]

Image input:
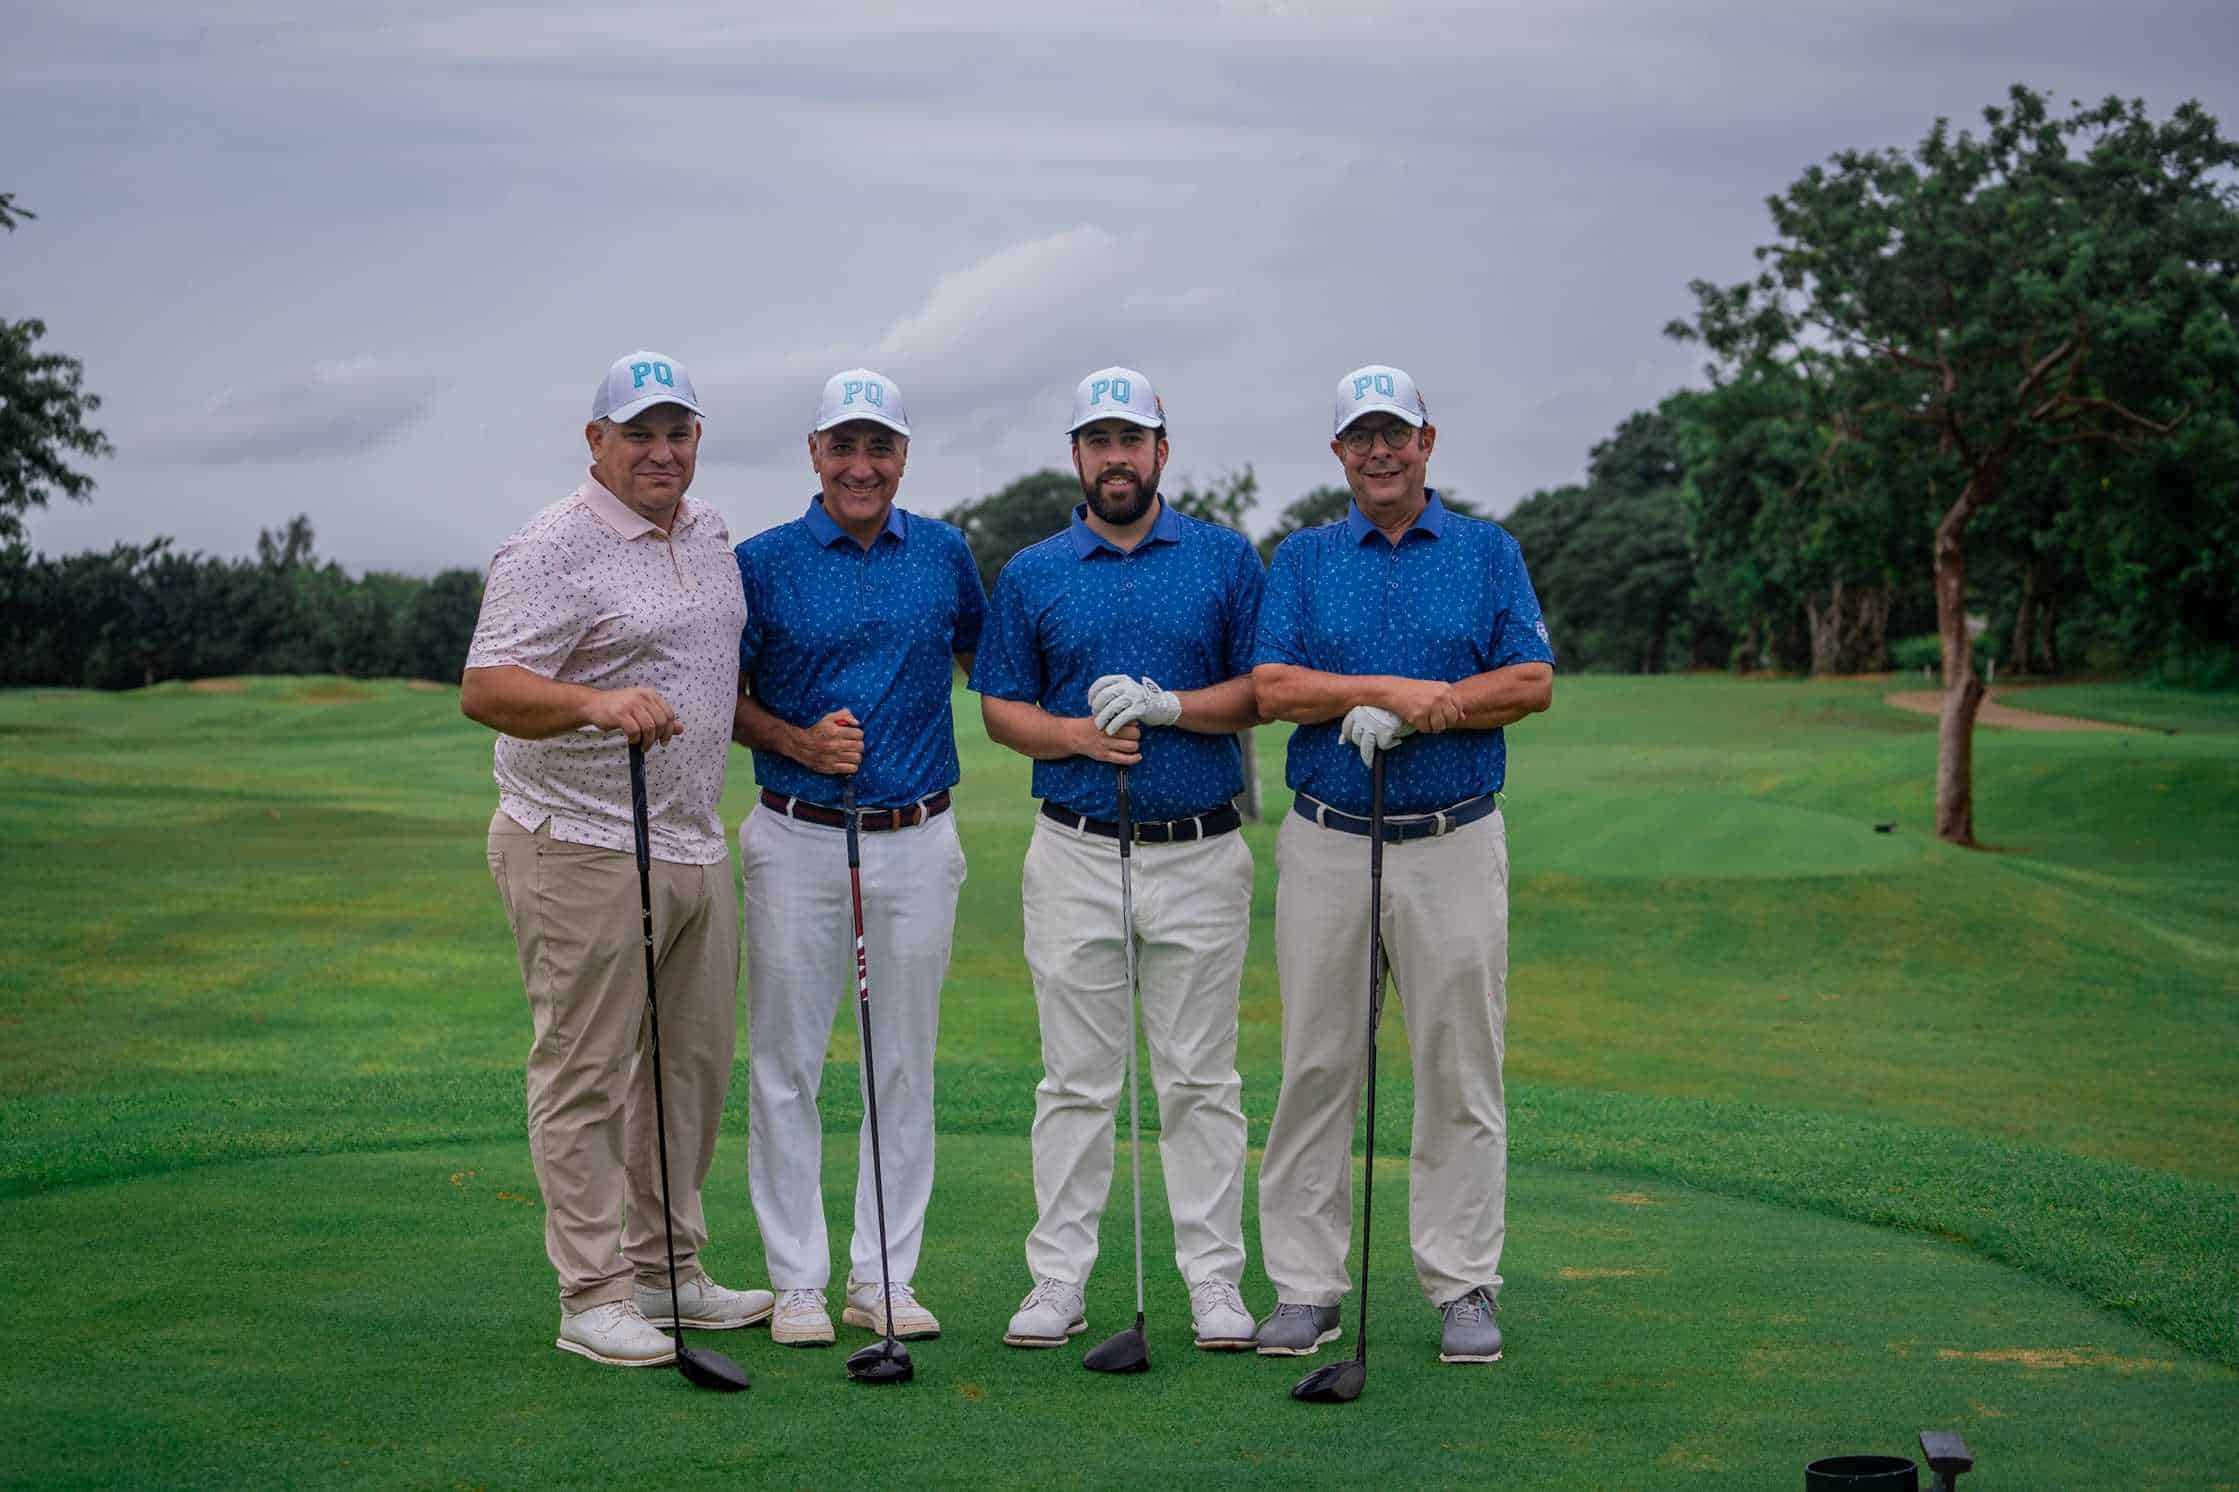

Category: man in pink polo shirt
[462, 350, 767, 1369]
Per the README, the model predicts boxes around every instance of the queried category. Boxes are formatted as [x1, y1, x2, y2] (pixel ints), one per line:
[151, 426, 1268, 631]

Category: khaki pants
[1259, 808, 1510, 1309]
[486, 812, 740, 1309]
[1020, 816, 1252, 1290]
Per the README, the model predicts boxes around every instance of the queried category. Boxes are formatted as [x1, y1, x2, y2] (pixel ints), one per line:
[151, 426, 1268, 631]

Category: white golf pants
[1259, 808, 1510, 1308]
[741, 804, 964, 1291]
[1020, 815, 1253, 1290]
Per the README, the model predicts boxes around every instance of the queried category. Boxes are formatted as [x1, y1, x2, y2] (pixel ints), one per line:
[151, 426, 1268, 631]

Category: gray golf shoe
[1438, 1287, 1502, 1363]
[1254, 1301, 1341, 1356]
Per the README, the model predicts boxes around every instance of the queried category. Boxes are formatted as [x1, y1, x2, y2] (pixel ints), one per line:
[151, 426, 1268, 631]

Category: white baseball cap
[592, 350, 705, 423]
[1332, 364, 1429, 436]
[812, 368, 911, 437]
[1068, 366, 1166, 433]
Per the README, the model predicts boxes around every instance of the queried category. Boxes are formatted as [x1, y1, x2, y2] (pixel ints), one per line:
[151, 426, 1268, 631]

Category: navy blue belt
[1292, 791, 1500, 842]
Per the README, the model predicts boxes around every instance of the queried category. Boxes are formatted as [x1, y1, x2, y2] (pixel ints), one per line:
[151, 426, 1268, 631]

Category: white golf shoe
[633, 1271, 775, 1330]
[1002, 1279, 1087, 1347]
[555, 1300, 676, 1367]
[843, 1278, 941, 1340]
[770, 1287, 835, 1346]
[1189, 1278, 1257, 1351]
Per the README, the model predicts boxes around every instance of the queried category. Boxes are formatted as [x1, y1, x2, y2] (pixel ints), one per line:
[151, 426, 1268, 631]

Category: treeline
[0, 517, 484, 689]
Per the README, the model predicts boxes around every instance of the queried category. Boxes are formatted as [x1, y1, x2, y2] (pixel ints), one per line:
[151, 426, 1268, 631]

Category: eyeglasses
[1338, 423, 1419, 455]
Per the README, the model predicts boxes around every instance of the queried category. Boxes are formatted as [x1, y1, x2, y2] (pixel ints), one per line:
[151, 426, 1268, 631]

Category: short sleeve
[735, 543, 770, 683]
[1250, 534, 1310, 669]
[1488, 531, 1557, 669]
[1222, 537, 1267, 680]
[950, 531, 989, 656]
[966, 559, 1043, 703]
[464, 536, 590, 678]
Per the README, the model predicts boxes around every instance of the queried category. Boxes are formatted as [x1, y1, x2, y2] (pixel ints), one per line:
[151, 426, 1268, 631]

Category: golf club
[840, 777, 915, 1386]
[627, 742, 750, 1394]
[1082, 765, 1150, 1375]
[1292, 747, 1387, 1405]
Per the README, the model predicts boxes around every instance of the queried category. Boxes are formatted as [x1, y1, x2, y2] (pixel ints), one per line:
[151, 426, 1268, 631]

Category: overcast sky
[7, 1, 2235, 575]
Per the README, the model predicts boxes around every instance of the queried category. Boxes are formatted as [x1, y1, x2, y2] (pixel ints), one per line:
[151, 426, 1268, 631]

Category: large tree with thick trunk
[1674, 87, 2239, 846]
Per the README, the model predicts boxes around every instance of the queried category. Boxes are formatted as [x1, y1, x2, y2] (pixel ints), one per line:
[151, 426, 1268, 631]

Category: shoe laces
[778, 1287, 825, 1313]
[1191, 1279, 1246, 1316]
[1023, 1277, 1077, 1310]
[577, 1300, 633, 1328]
[1270, 1300, 1320, 1321]
[858, 1280, 917, 1305]
[1444, 1288, 1495, 1324]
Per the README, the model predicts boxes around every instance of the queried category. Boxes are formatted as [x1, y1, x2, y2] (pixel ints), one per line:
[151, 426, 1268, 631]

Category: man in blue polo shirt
[1252, 364, 1555, 1367]
[970, 366, 1266, 1353]
[731, 368, 987, 1348]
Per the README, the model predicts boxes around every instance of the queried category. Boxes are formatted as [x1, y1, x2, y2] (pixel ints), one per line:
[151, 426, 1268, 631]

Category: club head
[1290, 1359, 1366, 1403]
[845, 1338, 915, 1385]
[675, 1343, 751, 1394]
[1081, 1325, 1150, 1375]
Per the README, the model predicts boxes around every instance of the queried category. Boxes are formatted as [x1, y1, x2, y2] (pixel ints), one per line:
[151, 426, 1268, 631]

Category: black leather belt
[1040, 801, 1242, 844]
[760, 788, 950, 832]
[1292, 791, 1499, 842]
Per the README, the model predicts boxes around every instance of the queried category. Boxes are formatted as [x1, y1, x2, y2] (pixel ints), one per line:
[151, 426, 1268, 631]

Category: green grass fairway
[3, 675, 2236, 1488]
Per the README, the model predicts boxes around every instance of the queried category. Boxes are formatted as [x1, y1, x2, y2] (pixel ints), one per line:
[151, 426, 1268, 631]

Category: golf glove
[1339, 704, 1413, 766]
[1088, 674, 1183, 734]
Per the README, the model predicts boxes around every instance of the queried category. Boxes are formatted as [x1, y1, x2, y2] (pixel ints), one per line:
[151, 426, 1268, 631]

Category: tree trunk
[1805, 580, 1891, 675]
[1934, 467, 1998, 847]
[2009, 560, 2039, 677]
[2040, 590, 2061, 675]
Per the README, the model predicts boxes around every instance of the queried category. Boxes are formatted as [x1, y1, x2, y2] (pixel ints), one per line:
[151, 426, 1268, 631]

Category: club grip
[628, 743, 650, 876]
[1115, 766, 1132, 859]
[841, 775, 861, 867]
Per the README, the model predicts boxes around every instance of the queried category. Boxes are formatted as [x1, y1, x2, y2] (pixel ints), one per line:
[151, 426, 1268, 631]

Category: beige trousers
[486, 812, 740, 1309]
[1021, 817, 1253, 1290]
[1259, 808, 1510, 1309]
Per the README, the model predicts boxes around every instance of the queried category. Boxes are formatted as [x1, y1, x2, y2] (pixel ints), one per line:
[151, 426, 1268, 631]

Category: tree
[1, 195, 112, 542]
[1168, 465, 1257, 533]
[941, 469, 1081, 593]
[1674, 88, 2239, 844]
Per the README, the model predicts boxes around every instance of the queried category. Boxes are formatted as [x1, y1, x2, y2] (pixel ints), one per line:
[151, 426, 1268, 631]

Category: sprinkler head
[1290, 1359, 1365, 1403]
[1082, 1325, 1150, 1374]
[845, 1338, 914, 1385]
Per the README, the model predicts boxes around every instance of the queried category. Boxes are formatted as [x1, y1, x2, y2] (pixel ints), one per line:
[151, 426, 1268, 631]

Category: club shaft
[1356, 750, 1386, 1367]
[629, 745, 690, 1360]
[1116, 766, 1145, 1321]
[843, 779, 900, 1345]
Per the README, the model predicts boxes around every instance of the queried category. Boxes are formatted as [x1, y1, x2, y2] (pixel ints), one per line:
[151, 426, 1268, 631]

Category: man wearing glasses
[1249, 364, 1555, 1367]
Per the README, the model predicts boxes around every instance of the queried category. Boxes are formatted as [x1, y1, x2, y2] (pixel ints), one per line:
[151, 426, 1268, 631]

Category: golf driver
[840, 777, 915, 1386]
[627, 743, 749, 1394]
[1292, 747, 1388, 1405]
[1082, 765, 1150, 1375]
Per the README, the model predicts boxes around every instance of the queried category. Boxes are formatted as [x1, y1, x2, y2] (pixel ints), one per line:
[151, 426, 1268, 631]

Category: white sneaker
[1003, 1278, 1087, 1348]
[555, 1300, 676, 1367]
[770, 1287, 834, 1346]
[634, 1271, 775, 1330]
[1190, 1278, 1257, 1351]
[843, 1278, 942, 1340]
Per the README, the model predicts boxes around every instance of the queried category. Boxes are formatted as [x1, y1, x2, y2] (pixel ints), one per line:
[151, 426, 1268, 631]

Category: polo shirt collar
[804, 494, 907, 548]
[580, 473, 700, 541]
[1347, 488, 1449, 545]
[1068, 496, 1182, 558]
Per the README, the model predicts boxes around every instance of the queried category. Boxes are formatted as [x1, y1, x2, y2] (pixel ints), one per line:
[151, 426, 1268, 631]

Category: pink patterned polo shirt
[466, 475, 746, 864]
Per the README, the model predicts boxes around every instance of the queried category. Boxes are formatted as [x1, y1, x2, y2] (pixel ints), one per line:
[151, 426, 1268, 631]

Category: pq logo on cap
[630, 360, 677, 391]
[1352, 371, 1397, 402]
[1088, 375, 1136, 408]
[841, 378, 886, 410]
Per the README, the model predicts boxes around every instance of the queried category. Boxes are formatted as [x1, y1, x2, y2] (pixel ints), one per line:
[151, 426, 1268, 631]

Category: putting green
[5, 1136, 2231, 1491]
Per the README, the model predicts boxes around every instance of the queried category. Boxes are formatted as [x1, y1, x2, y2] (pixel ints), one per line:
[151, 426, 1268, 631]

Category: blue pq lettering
[1089, 379, 1111, 406]
[631, 362, 654, 389]
[843, 380, 864, 406]
[653, 362, 675, 388]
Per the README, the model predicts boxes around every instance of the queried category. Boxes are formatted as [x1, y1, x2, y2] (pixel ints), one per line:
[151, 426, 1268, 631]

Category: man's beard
[1081, 462, 1161, 526]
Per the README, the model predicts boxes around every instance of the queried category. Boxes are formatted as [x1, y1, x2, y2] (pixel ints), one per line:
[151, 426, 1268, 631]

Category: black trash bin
[1804, 1454, 1918, 1491]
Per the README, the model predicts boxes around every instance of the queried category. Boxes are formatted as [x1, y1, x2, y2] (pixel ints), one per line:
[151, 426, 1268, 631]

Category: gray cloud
[143, 359, 439, 466]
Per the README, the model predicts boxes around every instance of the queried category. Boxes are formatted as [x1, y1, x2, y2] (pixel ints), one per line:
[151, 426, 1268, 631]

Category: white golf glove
[1339, 704, 1413, 766]
[1088, 673, 1183, 734]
